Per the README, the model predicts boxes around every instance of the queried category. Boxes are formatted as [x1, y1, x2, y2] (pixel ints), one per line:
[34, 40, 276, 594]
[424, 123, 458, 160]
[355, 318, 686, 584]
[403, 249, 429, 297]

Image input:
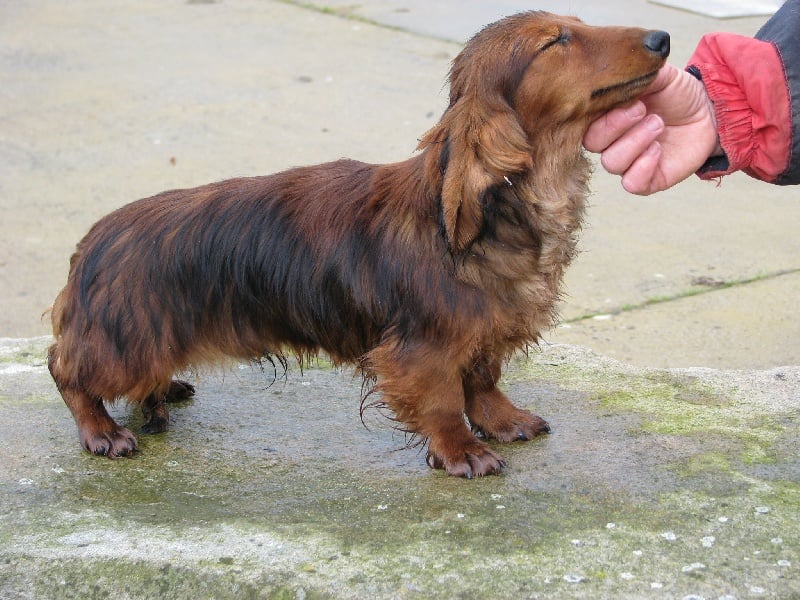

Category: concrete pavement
[2, 336, 798, 598]
[2, 0, 798, 368]
[1, 1, 798, 598]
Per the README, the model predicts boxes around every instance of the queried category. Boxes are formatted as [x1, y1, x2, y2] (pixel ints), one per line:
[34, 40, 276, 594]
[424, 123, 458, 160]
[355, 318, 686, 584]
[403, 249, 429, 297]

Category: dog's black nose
[644, 30, 670, 58]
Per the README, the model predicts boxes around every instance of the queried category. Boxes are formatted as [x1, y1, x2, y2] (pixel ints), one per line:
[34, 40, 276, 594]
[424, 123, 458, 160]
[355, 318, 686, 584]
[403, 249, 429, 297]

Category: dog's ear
[419, 94, 532, 253]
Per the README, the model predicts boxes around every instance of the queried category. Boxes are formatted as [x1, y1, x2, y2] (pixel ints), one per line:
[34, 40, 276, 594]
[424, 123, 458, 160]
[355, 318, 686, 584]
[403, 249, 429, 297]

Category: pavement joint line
[563, 266, 800, 323]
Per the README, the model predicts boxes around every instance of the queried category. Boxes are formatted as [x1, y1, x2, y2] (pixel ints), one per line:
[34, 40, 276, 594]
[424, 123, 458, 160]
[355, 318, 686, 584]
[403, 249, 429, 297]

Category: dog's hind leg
[140, 391, 169, 434]
[59, 387, 138, 457]
[48, 343, 138, 457]
[140, 380, 195, 434]
[463, 356, 550, 442]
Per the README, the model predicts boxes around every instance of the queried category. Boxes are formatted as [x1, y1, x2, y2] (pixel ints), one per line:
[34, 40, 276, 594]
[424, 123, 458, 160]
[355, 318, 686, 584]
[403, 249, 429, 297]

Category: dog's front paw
[466, 387, 551, 443]
[474, 408, 551, 443]
[426, 438, 505, 478]
[79, 425, 138, 458]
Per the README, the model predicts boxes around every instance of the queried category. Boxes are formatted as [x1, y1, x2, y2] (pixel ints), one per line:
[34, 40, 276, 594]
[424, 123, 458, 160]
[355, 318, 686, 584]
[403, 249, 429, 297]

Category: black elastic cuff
[698, 155, 730, 176]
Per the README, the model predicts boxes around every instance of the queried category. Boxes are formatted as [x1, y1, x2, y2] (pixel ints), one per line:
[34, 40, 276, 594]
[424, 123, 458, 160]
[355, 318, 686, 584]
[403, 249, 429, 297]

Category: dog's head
[419, 11, 670, 253]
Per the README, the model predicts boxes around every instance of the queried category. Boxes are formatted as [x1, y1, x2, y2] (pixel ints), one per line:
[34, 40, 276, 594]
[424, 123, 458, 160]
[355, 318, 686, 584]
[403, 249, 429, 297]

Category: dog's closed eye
[540, 30, 570, 52]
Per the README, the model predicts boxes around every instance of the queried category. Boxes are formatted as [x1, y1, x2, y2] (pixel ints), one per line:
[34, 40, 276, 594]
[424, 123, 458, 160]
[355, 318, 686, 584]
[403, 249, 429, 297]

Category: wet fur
[48, 12, 668, 477]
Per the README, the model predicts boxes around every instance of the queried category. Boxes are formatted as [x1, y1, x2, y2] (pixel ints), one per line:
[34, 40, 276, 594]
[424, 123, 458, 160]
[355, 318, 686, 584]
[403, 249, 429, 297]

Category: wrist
[688, 65, 724, 160]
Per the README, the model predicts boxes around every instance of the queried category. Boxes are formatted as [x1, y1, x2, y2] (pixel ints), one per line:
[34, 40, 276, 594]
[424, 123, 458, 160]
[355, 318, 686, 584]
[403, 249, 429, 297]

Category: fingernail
[644, 114, 663, 131]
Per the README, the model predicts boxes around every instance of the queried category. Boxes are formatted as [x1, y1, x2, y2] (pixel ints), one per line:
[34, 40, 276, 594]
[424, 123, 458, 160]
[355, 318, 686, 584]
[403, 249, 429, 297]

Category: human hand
[583, 63, 720, 195]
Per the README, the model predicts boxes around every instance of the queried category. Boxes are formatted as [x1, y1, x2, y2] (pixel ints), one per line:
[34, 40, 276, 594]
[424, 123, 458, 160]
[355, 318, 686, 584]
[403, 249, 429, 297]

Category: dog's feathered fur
[48, 12, 668, 477]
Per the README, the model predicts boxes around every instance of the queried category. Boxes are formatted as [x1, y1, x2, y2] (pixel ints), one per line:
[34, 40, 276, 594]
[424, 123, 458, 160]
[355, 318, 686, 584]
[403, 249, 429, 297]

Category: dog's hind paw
[140, 415, 169, 434]
[166, 379, 195, 402]
[79, 425, 138, 458]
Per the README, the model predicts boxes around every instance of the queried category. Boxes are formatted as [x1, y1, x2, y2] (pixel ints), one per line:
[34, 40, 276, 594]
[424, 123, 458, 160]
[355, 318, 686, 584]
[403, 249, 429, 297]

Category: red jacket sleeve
[687, 33, 792, 183]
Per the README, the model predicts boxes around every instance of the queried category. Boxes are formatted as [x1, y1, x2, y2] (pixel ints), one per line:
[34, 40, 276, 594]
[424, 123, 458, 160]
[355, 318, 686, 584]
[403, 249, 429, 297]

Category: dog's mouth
[590, 69, 660, 100]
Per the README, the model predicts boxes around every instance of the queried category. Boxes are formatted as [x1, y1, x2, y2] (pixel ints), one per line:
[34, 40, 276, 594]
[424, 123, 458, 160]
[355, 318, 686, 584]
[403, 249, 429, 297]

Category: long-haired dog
[48, 12, 669, 477]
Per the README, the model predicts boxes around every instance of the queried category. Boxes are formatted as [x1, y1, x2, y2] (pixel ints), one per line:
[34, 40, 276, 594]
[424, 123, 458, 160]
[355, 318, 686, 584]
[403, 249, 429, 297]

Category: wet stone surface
[0, 337, 798, 598]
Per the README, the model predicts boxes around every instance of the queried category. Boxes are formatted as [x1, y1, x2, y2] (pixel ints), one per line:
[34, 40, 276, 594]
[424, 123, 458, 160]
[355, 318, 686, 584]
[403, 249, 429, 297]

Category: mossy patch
[514, 348, 793, 474]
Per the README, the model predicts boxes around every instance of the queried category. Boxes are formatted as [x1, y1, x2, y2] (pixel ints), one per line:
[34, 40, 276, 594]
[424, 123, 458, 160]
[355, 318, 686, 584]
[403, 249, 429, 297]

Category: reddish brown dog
[48, 12, 669, 477]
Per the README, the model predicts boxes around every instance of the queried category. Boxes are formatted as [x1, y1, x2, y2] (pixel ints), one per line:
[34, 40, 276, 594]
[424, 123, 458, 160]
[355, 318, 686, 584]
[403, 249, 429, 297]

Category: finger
[621, 141, 663, 195]
[583, 101, 646, 152]
[599, 113, 665, 175]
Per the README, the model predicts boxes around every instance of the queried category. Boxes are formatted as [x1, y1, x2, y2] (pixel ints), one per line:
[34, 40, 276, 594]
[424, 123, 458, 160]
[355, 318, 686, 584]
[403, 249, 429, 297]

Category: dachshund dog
[48, 12, 669, 477]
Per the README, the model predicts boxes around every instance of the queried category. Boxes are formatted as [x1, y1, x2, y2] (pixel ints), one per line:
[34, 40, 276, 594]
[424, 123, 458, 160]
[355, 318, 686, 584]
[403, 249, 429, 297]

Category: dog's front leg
[463, 355, 551, 442]
[367, 341, 505, 478]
